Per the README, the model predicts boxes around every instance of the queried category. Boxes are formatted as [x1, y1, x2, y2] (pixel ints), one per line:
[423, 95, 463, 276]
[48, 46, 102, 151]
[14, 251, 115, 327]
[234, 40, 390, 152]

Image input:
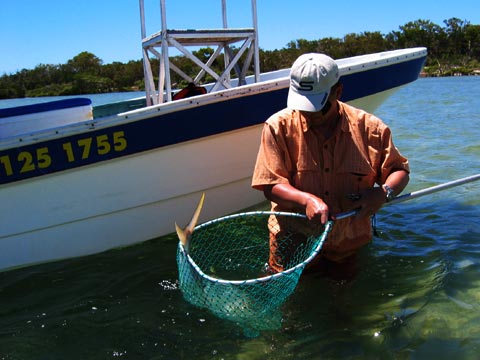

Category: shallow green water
[1, 77, 479, 359]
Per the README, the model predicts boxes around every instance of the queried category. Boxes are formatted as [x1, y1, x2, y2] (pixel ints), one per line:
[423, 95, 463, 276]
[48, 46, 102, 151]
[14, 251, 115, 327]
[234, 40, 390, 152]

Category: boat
[0, 0, 427, 272]
[0, 98, 94, 138]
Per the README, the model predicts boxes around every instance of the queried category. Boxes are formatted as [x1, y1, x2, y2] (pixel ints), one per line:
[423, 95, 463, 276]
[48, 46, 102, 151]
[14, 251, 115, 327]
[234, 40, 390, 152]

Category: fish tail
[175, 192, 205, 249]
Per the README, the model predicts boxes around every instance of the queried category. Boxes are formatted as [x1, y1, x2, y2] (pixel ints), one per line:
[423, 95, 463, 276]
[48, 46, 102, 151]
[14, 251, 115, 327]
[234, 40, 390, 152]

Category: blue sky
[1, 0, 478, 75]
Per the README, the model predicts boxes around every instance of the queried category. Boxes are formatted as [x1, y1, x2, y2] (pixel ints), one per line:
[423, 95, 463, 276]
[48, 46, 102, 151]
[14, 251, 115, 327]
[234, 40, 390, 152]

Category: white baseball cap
[287, 53, 340, 112]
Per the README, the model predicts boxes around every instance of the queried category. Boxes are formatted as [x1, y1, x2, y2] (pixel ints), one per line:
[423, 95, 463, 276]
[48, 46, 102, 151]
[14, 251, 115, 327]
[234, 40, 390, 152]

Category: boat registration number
[0, 130, 127, 182]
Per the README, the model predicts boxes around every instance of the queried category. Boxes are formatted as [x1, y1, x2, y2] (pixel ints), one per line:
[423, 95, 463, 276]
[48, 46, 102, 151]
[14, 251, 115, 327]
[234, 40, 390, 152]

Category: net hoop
[178, 211, 334, 285]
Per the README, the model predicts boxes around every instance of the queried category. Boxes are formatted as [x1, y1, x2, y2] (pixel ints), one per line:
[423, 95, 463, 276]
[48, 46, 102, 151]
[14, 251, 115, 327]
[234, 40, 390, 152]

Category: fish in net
[176, 175, 480, 335]
[176, 194, 333, 335]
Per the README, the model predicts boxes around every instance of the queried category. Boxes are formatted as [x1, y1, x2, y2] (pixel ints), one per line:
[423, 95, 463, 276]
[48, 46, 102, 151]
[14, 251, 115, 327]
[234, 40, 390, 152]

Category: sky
[1, 0, 479, 75]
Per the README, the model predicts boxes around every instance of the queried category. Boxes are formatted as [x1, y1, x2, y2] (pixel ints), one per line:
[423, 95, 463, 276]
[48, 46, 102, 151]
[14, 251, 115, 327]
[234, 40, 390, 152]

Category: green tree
[444, 18, 469, 56]
[465, 24, 480, 58]
[66, 51, 103, 75]
[71, 73, 114, 94]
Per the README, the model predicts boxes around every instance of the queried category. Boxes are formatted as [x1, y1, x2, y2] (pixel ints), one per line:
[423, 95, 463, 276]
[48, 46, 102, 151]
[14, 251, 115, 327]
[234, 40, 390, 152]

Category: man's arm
[353, 169, 410, 218]
[264, 183, 331, 224]
[383, 169, 410, 198]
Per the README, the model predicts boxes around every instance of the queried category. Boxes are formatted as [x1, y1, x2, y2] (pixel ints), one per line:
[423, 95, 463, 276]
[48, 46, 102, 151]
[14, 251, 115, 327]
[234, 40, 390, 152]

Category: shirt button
[325, 191, 329, 196]
[325, 168, 330, 173]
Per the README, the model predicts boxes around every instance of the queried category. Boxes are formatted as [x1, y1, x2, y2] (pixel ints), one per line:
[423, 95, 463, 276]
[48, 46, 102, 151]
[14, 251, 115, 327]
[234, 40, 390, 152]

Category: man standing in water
[251, 53, 410, 278]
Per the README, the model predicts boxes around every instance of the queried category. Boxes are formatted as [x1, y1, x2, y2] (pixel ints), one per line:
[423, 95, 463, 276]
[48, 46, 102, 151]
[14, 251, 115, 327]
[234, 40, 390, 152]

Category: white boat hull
[0, 125, 263, 269]
[0, 48, 428, 271]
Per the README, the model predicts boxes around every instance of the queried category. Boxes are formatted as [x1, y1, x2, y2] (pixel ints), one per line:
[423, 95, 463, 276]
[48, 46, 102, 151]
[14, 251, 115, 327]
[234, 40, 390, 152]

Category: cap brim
[287, 89, 330, 112]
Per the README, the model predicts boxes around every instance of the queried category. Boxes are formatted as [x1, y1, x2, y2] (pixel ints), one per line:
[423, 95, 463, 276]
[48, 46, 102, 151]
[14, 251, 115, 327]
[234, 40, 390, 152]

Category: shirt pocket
[291, 156, 321, 192]
[336, 156, 376, 194]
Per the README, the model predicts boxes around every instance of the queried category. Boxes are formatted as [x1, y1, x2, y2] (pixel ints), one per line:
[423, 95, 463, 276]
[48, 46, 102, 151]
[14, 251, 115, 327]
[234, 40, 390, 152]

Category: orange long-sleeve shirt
[252, 101, 409, 264]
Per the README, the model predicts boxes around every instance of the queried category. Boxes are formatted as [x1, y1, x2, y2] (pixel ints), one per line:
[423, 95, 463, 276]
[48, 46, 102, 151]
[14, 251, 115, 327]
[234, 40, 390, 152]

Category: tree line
[1, 17, 479, 99]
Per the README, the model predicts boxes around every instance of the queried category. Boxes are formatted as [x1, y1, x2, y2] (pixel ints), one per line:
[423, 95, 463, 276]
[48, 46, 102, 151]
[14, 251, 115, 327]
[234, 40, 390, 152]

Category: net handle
[336, 174, 480, 220]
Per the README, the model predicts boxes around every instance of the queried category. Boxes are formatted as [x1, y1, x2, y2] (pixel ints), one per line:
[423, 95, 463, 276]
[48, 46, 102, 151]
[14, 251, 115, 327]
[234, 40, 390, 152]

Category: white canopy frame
[139, 0, 260, 105]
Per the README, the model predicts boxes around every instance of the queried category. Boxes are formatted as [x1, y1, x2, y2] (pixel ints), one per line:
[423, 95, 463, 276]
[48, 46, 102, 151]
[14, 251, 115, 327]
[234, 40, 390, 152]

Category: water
[1, 77, 479, 359]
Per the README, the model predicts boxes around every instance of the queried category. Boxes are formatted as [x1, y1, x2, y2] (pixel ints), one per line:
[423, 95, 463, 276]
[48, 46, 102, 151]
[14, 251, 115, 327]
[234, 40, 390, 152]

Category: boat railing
[139, 0, 260, 106]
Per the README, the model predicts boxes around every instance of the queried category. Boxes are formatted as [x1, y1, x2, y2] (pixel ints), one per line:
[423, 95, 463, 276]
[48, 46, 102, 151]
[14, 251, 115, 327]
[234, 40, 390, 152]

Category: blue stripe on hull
[341, 56, 426, 101]
[0, 98, 92, 118]
[0, 56, 425, 185]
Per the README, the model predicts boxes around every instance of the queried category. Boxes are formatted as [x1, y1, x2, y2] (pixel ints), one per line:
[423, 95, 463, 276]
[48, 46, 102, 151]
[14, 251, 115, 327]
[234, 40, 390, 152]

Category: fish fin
[186, 192, 205, 234]
[175, 192, 205, 250]
[175, 222, 187, 247]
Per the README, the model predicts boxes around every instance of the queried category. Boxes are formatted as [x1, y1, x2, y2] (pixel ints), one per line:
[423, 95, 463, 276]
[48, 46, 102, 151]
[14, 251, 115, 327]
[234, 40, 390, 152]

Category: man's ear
[334, 83, 343, 99]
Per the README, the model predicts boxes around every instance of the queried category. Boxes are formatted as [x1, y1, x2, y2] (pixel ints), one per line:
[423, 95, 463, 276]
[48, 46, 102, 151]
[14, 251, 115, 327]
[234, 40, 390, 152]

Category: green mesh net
[176, 211, 333, 335]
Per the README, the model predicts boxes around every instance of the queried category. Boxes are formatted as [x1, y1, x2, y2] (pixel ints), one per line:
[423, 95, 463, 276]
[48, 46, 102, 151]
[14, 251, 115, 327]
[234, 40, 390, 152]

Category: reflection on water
[1, 77, 480, 359]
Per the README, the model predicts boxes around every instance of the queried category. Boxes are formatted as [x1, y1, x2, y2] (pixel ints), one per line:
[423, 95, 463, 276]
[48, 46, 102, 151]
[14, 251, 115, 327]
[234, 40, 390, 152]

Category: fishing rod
[336, 173, 480, 220]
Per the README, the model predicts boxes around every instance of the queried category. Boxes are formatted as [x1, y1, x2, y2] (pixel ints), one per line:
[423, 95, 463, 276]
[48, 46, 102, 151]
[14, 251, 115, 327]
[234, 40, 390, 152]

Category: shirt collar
[338, 102, 350, 133]
[299, 101, 350, 133]
[300, 112, 309, 133]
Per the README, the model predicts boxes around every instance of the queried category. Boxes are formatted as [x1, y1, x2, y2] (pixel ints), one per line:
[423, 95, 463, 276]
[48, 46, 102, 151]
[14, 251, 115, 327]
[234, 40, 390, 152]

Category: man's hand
[353, 187, 386, 219]
[264, 184, 330, 224]
[346, 170, 410, 219]
[305, 195, 330, 224]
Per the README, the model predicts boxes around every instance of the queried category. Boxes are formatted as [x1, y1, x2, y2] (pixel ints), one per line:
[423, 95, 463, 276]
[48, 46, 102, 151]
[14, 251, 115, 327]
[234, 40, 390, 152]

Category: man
[251, 53, 410, 275]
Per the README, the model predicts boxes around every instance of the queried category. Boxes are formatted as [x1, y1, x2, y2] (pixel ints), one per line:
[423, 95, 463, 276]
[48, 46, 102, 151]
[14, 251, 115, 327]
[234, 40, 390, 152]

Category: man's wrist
[382, 184, 395, 202]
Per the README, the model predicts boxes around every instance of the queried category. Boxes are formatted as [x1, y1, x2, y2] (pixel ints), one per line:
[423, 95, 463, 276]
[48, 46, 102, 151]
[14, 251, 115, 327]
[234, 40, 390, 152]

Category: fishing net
[176, 211, 333, 335]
